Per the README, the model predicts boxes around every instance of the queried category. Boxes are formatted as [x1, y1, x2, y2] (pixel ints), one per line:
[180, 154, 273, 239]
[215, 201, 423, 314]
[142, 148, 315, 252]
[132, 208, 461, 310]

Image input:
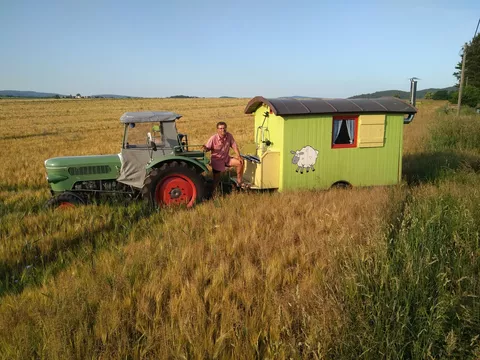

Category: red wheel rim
[155, 174, 196, 207]
[58, 202, 75, 209]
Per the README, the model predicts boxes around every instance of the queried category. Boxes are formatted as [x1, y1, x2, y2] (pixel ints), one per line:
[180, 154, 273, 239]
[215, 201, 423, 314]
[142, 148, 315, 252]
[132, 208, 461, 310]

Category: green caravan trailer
[241, 96, 417, 191]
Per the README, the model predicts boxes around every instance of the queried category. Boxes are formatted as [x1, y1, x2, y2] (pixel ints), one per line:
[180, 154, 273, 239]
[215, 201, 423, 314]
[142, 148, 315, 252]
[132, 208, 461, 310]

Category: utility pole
[457, 43, 468, 116]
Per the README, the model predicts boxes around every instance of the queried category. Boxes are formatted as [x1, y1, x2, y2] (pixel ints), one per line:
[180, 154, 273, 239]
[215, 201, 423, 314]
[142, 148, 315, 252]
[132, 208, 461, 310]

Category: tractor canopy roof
[245, 97, 417, 116]
[120, 111, 182, 123]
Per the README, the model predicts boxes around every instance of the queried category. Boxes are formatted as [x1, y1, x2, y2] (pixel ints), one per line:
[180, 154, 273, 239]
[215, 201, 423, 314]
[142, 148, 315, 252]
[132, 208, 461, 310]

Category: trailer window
[332, 116, 358, 148]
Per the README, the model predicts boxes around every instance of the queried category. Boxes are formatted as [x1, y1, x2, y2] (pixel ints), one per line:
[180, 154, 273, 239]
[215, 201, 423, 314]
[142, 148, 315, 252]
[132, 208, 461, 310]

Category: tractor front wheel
[45, 192, 86, 210]
[142, 161, 205, 208]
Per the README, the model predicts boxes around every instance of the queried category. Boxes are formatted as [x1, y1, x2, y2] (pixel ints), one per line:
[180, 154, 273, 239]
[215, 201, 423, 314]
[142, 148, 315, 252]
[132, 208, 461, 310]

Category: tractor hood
[45, 154, 122, 189]
[45, 154, 122, 169]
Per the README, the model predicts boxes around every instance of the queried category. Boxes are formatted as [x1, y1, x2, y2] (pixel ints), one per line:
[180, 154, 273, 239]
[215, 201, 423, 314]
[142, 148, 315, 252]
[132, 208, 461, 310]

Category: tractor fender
[146, 156, 209, 174]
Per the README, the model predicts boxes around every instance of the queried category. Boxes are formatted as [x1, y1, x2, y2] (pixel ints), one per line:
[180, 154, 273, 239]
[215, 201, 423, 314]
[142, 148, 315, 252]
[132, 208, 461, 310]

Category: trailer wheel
[142, 161, 205, 208]
[45, 192, 86, 210]
[331, 181, 352, 190]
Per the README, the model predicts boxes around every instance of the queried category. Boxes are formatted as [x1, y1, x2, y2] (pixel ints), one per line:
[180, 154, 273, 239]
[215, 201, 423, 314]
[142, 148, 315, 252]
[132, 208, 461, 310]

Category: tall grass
[403, 110, 480, 184]
[430, 112, 480, 152]
[333, 110, 480, 358]
[335, 183, 480, 358]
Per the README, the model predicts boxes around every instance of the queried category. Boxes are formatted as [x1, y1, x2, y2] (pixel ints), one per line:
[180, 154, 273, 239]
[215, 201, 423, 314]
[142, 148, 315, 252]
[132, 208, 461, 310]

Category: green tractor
[44, 111, 209, 209]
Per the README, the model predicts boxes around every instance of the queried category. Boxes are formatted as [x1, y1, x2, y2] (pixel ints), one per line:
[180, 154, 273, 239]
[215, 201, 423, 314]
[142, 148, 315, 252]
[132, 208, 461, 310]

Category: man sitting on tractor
[203, 121, 244, 193]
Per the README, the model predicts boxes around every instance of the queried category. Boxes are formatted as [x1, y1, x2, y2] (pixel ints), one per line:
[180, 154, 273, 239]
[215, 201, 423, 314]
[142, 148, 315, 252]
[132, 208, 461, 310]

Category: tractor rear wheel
[142, 161, 205, 208]
[45, 192, 86, 210]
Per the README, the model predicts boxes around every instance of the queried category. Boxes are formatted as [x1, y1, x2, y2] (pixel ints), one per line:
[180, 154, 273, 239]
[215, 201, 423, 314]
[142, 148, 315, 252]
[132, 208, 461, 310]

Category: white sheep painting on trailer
[290, 145, 319, 174]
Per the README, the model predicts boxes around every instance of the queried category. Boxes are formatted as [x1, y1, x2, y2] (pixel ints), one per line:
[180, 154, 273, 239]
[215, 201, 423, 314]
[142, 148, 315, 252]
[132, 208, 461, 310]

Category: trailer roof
[120, 111, 182, 123]
[244, 97, 417, 116]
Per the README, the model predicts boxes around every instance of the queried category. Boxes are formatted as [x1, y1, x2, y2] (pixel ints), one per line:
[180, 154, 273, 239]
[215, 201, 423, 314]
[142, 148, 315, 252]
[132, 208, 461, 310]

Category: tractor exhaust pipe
[404, 77, 418, 124]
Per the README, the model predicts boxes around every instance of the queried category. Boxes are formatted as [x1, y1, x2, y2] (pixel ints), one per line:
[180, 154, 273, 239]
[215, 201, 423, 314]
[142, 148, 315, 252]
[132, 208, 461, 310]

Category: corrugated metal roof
[120, 111, 182, 123]
[244, 96, 417, 116]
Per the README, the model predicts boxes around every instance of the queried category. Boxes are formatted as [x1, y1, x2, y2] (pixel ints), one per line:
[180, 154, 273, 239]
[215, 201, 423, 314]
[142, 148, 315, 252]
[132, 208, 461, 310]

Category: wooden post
[457, 43, 468, 116]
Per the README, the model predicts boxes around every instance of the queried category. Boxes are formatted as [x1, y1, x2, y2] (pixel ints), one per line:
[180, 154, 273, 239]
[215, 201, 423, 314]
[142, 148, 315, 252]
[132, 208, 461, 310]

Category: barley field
[0, 98, 479, 359]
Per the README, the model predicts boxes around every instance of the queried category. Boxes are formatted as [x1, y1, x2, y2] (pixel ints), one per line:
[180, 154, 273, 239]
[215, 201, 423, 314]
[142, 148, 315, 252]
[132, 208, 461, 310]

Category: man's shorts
[211, 156, 234, 173]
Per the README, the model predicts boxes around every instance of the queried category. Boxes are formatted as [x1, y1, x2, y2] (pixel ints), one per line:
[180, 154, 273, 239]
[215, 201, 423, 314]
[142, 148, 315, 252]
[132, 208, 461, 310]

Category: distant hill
[349, 86, 457, 99]
[168, 95, 199, 99]
[277, 96, 315, 99]
[91, 94, 132, 98]
[0, 90, 64, 98]
[0, 90, 136, 99]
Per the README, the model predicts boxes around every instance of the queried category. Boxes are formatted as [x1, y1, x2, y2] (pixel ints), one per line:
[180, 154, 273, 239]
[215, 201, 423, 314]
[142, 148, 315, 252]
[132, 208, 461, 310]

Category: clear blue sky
[1, 0, 479, 98]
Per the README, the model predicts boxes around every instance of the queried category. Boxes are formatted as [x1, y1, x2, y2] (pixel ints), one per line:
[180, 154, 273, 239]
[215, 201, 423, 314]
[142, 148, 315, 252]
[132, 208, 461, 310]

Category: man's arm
[230, 135, 243, 163]
[203, 136, 214, 152]
[232, 142, 241, 158]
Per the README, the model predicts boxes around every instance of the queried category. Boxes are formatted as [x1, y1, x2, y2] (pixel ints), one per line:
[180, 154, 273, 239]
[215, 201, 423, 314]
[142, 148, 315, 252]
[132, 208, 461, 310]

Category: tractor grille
[68, 165, 111, 176]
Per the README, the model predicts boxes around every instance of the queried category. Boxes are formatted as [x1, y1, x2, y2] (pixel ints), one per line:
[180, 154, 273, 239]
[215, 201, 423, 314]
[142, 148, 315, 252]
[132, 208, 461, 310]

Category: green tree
[432, 90, 450, 100]
[424, 92, 434, 99]
[453, 34, 480, 89]
[449, 91, 458, 104]
[461, 86, 480, 107]
[449, 86, 480, 107]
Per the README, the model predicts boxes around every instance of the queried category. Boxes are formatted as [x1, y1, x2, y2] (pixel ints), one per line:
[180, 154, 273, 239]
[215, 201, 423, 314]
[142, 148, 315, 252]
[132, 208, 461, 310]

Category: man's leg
[212, 170, 222, 194]
[228, 157, 244, 185]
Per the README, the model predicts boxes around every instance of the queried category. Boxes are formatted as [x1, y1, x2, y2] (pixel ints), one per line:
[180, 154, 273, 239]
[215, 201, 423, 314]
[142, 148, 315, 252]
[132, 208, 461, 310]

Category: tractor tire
[142, 161, 205, 208]
[45, 192, 86, 210]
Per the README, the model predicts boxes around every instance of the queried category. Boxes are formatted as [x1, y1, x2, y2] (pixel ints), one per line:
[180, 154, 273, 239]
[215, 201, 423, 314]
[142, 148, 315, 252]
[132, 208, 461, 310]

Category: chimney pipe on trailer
[410, 77, 418, 108]
[404, 77, 418, 124]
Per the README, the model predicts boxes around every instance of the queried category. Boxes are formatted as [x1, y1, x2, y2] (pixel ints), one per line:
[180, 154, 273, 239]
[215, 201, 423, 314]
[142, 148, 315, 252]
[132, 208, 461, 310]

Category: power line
[475, 18, 479, 38]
